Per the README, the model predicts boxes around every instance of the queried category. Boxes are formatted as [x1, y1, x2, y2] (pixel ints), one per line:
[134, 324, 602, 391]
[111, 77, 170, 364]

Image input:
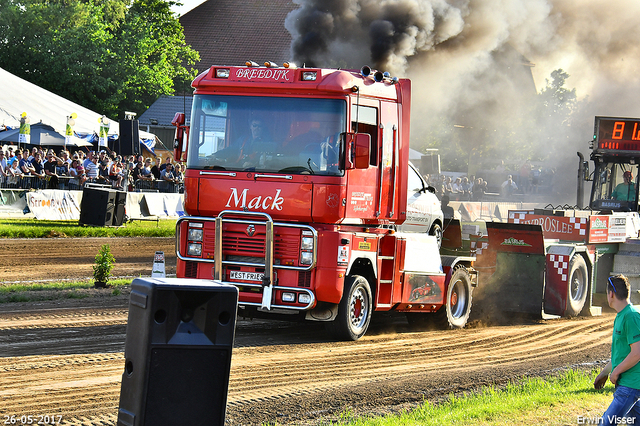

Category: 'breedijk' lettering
[235, 69, 291, 82]
[226, 188, 285, 211]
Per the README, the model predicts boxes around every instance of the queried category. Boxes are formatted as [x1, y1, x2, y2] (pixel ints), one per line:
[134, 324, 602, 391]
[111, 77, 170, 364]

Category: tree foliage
[0, 0, 199, 118]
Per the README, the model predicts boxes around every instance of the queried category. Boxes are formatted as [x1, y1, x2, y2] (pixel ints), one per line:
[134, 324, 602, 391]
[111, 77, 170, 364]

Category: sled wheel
[326, 275, 372, 341]
[434, 266, 472, 329]
[565, 255, 588, 317]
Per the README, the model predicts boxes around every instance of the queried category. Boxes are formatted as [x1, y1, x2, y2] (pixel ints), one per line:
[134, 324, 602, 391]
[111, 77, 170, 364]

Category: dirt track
[0, 237, 614, 425]
[0, 237, 176, 283]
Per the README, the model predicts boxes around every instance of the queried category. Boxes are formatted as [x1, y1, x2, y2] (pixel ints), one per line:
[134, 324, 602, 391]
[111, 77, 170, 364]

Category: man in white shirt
[85, 156, 99, 181]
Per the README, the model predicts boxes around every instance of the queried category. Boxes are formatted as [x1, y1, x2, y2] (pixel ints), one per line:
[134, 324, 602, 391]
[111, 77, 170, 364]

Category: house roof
[139, 95, 193, 127]
[180, 0, 298, 72]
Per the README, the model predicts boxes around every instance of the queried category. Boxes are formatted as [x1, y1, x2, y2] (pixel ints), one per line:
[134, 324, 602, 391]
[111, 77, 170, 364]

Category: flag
[65, 113, 77, 146]
[19, 112, 30, 145]
[98, 116, 110, 148]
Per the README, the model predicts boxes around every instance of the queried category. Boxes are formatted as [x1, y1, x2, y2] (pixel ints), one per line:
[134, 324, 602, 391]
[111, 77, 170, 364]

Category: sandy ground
[0, 237, 613, 425]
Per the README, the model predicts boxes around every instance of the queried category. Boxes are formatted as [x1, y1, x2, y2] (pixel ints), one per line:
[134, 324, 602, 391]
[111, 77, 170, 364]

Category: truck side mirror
[172, 112, 186, 161]
[346, 132, 371, 169]
[583, 161, 590, 181]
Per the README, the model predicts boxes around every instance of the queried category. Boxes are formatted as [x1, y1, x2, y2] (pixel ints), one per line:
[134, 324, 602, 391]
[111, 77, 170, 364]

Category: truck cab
[174, 64, 472, 340]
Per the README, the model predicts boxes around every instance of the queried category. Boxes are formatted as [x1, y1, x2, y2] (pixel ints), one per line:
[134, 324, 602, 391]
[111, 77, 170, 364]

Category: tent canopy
[0, 67, 154, 141]
[0, 123, 92, 146]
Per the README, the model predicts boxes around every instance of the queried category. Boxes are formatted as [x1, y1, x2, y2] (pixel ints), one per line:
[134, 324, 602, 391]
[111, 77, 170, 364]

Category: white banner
[26, 190, 81, 220]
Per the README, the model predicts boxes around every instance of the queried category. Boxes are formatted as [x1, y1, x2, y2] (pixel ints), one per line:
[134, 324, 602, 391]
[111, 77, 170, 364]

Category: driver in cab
[612, 171, 636, 202]
[209, 117, 273, 168]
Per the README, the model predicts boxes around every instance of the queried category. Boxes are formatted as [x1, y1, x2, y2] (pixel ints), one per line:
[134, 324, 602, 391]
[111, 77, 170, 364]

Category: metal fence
[133, 179, 183, 194]
[0, 175, 183, 193]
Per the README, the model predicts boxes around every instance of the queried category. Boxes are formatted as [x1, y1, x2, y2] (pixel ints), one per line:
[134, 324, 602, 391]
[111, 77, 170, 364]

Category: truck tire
[325, 275, 372, 341]
[433, 266, 472, 329]
[429, 223, 443, 248]
[565, 255, 588, 317]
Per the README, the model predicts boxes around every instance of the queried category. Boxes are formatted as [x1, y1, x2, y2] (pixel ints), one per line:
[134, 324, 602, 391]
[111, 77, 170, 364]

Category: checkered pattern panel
[470, 237, 489, 255]
[509, 212, 526, 223]
[570, 217, 588, 236]
[548, 254, 568, 282]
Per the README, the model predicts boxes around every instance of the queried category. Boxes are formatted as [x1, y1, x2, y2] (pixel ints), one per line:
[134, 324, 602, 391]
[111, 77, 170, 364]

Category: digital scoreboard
[594, 116, 640, 152]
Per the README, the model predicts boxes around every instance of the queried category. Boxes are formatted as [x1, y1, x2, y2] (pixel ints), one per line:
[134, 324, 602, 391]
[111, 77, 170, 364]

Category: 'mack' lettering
[226, 188, 284, 211]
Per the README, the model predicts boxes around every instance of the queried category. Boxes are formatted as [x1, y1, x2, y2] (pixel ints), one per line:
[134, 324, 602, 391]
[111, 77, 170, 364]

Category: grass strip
[0, 278, 132, 303]
[329, 369, 612, 426]
[0, 219, 176, 238]
[0, 278, 131, 293]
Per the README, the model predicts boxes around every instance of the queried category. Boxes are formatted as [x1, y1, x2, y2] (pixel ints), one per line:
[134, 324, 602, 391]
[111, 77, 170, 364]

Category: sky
[171, 0, 207, 16]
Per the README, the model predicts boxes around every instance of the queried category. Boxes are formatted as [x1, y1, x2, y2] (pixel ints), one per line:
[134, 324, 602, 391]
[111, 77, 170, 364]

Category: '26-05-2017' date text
[3, 415, 63, 425]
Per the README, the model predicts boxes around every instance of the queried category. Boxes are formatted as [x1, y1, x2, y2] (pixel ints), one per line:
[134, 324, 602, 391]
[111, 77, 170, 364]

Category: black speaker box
[119, 119, 141, 156]
[113, 190, 127, 226]
[117, 278, 238, 426]
[79, 187, 116, 226]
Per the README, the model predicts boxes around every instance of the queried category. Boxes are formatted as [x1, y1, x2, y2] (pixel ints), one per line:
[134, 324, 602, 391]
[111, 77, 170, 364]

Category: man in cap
[43, 152, 59, 189]
[612, 171, 636, 202]
[595, 274, 640, 425]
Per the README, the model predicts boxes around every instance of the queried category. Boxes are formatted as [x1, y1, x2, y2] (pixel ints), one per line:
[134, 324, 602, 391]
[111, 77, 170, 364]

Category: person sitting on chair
[612, 171, 636, 202]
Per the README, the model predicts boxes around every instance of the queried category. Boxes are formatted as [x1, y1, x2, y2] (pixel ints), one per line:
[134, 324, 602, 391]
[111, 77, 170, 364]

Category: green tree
[0, 0, 199, 118]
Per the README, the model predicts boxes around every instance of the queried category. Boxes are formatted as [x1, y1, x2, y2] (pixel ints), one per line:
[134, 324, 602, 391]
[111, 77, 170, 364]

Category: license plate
[230, 271, 264, 282]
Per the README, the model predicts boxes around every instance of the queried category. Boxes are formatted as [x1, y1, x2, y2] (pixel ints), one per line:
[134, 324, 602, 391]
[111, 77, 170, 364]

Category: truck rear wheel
[565, 255, 588, 317]
[434, 267, 472, 329]
[325, 275, 372, 341]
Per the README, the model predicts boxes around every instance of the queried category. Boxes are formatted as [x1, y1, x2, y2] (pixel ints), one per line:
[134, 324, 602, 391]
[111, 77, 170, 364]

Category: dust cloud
[285, 0, 640, 203]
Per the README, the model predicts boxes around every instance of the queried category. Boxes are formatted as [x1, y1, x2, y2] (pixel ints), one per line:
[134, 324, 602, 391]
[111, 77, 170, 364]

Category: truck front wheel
[565, 255, 588, 317]
[325, 275, 372, 341]
[434, 267, 472, 329]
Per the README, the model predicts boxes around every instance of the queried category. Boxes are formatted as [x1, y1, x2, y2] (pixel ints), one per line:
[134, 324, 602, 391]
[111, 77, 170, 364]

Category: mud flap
[472, 222, 546, 320]
[543, 245, 575, 316]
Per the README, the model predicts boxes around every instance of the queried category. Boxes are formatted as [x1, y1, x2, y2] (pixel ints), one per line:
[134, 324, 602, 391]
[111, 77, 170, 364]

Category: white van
[398, 163, 445, 247]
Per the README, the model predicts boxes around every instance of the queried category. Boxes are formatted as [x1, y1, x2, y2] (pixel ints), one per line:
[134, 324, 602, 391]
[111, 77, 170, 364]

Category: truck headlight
[298, 294, 312, 304]
[300, 251, 313, 265]
[188, 228, 203, 242]
[301, 236, 314, 250]
[187, 243, 202, 256]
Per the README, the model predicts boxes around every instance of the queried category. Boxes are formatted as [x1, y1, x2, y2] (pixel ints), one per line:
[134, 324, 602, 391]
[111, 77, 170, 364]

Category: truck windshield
[591, 162, 639, 211]
[187, 95, 346, 176]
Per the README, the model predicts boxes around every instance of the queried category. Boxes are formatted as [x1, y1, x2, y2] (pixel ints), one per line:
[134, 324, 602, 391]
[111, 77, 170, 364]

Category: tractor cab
[588, 116, 640, 212]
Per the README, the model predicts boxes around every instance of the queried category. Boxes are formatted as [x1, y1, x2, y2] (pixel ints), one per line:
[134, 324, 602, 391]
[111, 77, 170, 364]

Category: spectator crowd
[423, 160, 556, 203]
[0, 146, 184, 193]
[424, 174, 489, 202]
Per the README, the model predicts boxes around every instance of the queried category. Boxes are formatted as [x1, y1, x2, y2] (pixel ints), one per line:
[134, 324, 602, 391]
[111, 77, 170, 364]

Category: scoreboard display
[594, 116, 640, 152]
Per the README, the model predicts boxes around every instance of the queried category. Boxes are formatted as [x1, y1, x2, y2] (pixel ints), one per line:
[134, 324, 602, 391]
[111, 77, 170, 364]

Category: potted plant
[93, 244, 115, 288]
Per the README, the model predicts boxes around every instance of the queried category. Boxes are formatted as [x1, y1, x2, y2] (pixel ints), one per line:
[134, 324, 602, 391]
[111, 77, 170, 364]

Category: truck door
[378, 101, 400, 219]
[345, 104, 379, 220]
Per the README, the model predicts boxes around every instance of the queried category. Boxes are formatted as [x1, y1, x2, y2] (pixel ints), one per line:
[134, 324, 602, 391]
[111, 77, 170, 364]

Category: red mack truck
[173, 63, 473, 340]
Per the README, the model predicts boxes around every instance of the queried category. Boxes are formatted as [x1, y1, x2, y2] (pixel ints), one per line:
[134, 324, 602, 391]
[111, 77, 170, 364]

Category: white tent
[0, 67, 154, 141]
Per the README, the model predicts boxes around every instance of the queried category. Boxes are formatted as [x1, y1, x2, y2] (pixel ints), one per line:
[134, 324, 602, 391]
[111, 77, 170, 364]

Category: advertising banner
[26, 190, 81, 220]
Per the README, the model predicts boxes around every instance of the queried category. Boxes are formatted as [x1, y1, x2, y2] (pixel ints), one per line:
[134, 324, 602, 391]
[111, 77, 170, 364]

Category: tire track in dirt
[0, 308, 128, 330]
[0, 312, 613, 425]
